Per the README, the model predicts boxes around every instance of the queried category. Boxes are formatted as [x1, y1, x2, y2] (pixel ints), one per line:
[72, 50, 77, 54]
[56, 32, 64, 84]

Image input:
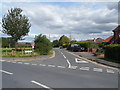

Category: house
[112, 25, 120, 44]
[87, 38, 103, 44]
[102, 36, 114, 44]
[102, 25, 120, 44]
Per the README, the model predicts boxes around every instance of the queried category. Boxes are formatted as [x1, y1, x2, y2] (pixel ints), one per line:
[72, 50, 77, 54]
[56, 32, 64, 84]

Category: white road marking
[107, 69, 115, 73]
[63, 55, 66, 59]
[17, 62, 23, 64]
[48, 65, 55, 67]
[6, 61, 11, 62]
[24, 63, 29, 65]
[31, 80, 53, 90]
[80, 67, 90, 71]
[57, 66, 65, 68]
[12, 62, 16, 63]
[93, 68, 103, 72]
[0, 60, 5, 62]
[66, 59, 71, 68]
[32, 64, 37, 66]
[75, 58, 88, 63]
[69, 66, 77, 69]
[39, 64, 46, 66]
[0, 70, 13, 75]
[61, 52, 63, 55]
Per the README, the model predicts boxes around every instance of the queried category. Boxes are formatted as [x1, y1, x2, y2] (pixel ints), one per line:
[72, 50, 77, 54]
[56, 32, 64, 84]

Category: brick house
[102, 36, 114, 44]
[102, 25, 120, 44]
[112, 25, 120, 44]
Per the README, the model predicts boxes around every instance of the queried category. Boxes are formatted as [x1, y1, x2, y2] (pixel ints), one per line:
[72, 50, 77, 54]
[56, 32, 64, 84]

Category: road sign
[31, 40, 35, 46]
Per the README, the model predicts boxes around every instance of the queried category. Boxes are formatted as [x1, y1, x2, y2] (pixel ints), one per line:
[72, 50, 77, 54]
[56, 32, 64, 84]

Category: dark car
[70, 44, 81, 52]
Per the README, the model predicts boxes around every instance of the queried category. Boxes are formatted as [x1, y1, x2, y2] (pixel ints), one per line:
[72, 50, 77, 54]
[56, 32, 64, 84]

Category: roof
[113, 25, 120, 32]
[102, 36, 113, 42]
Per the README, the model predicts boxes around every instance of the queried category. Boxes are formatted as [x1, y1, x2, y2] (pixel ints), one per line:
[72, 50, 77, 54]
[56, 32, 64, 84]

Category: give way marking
[75, 58, 89, 63]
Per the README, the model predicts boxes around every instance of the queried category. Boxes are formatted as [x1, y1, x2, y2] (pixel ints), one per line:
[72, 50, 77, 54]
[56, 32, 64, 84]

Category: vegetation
[1, 37, 10, 48]
[104, 44, 120, 63]
[52, 40, 59, 47]
[59, 35, 70, 47]
[1, 47, 40, 57]
[74, 41, 90, 48]
[2, 8, 31, 47]
[34, 34, 52, 55]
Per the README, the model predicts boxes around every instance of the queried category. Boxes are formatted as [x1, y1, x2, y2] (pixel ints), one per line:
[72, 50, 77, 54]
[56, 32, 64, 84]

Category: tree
[59, 35, 70, 47]
[52, 40, 59, 47]
[34, 34, 52, 55]
[1, 37, 10, 48]
[2, 8, 31, 47]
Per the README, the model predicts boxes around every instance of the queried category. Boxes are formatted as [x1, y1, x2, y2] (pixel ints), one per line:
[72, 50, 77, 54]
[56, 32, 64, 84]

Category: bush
[74, 41, 90, 48]
[34, 34, 52, 55]
[105, 44, 120, 63]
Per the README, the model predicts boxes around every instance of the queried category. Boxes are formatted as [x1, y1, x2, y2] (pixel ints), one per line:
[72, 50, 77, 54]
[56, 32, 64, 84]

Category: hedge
[105, 44, 120, 63]
[73, 41, 90, 48]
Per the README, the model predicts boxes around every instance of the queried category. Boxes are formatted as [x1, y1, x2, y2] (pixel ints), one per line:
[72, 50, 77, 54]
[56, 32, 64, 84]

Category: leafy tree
[52, 40, 59, 47]
[34, 34, 52, 55]
[2, 8, 31, 47]
[1, 37, 10, 48]
[70, 40, 77, 44]
[59, 35, 70, 47]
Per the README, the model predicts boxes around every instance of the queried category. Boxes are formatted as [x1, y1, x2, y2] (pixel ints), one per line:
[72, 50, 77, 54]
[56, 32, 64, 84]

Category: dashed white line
[48, 65, 55, 67]
[31, 80, 53, 90]
[0, 70, 13, 75]
[0, 60, 5, 62]
[39, 64, 46, 66]
[107, 69, 115, 73]
[69, 66, 78, 69]
[6, 61, 11, 62]
[24, 63, 29, 65]
[93, 68, 103, 72]
[80, 67, 90, 71]
[12, 62, 16, 63]
[57, 66, 66, 68]
[17, 62, 23, 64]
[32, 64, 37, 66]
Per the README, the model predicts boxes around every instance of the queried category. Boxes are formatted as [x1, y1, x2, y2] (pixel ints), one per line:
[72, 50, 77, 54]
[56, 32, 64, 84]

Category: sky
[0, 0, 119, 42]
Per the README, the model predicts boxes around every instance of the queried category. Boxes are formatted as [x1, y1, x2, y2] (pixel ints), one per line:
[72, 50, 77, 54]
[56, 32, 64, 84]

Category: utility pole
[49, 34, 50, 41]
[69, 32, 72, 41]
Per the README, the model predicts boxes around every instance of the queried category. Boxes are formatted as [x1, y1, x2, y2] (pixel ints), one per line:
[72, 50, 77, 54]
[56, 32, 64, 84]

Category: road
[1, 48, 119, 89]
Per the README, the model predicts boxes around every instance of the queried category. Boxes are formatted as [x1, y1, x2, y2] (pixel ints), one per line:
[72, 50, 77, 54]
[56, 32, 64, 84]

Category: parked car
[70, 44, 81, 52]
[59, 46, 63, 49]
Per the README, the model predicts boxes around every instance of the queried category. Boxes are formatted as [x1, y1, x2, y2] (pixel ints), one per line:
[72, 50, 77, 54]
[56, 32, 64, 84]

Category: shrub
[105, 44, 120, 62]
[75, 41, 90, 48]
[34, 34, 52, 55]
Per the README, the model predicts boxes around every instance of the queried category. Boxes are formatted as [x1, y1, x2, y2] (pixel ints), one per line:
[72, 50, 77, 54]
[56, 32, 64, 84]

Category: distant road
[1, 48, 119, 89]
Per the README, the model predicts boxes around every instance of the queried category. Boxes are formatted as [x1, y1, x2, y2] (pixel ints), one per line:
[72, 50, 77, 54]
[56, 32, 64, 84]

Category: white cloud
[1, 2, 118, 41]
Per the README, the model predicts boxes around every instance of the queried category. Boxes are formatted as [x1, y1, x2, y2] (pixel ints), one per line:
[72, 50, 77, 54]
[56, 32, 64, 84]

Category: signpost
[31, 40, 35, 53]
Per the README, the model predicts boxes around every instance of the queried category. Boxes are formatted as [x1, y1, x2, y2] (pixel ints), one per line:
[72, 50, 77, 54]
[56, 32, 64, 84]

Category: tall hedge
[75, 41, 90, 48]
[34, 34, 52, 55]
[105, 44, 120, 62]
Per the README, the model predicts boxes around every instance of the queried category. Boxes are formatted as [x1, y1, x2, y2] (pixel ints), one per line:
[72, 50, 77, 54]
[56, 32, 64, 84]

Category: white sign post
[31, 40, 35, 53]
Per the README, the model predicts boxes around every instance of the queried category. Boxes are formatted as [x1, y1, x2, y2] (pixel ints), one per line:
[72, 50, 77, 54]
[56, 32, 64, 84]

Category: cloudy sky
[0, 0, 119, 42]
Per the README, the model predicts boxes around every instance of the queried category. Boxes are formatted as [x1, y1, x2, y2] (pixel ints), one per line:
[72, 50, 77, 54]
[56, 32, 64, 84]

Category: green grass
[2, 51, 40, 57]
[1, 48, 54, 57]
